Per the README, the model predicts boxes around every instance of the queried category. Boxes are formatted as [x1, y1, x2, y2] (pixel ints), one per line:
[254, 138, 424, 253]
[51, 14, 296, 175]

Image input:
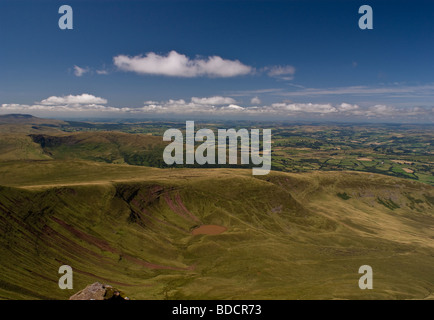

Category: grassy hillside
[0, 134, 50, 161]
[0, 160, 433, 299]
[29, 131, 167, 166]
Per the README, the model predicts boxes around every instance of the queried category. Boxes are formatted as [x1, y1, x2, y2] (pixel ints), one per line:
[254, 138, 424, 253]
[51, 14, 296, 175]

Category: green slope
[28, 131, 167, 167]
[0, 161, 433, 299]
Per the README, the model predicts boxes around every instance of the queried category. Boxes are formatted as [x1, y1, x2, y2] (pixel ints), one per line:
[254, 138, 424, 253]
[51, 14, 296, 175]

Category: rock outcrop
[69, 282, 129, 300]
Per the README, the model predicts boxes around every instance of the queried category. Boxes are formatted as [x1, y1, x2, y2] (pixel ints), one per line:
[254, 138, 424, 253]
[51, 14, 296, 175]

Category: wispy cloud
[227, 84, 434, 109]
[265, 65, 295, 80]
[278, 84, 434, 98]
[73, 65, 89, 77]
[96, 69, 109, 75]
[227, 88, 284, 97]
[113, 50, 253, 78]
[73, 66, 109, 76]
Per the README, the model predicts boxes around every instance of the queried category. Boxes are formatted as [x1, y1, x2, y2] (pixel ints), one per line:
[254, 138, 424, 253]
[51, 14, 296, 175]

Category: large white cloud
[74, 54, 296, 80]
[113, 50, 253, 77]
[40, 94, 107, 106]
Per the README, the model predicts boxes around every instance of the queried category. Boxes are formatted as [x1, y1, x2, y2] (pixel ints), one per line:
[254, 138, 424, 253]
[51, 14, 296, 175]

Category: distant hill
[28, 131, 168, 167]
[0, 114, 34, 120]
[0, 115, 67, 160]
[0, 114, 67, 126]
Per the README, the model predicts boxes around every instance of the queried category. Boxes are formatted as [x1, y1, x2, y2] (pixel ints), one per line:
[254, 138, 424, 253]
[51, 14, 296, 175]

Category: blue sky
[0, 0, 433, 122]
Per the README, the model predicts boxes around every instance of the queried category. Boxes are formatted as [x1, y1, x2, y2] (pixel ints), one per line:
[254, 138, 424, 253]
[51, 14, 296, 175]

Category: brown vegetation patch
[391, 159, 414, 165]
[164, 193, 200, 223]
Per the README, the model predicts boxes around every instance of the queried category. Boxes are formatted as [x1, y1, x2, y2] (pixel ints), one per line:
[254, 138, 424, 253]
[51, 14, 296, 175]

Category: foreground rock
[69, 282, 129, 300]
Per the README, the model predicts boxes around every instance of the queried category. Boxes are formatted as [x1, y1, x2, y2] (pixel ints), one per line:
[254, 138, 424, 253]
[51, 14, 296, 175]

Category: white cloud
[191, 96, 236, 105]
[338, 102, 359, 111]
[40, 94, 107, 105]
[266, 65, 295, 80]
[222, 104, 244, 110]
[73, 65, 89, 77]
[113, 50, 253, 78]
[1, 94, 432, 121]
[0, 94, 132, 114]
[137, 99, 432, 120]
[269, 102, 338, 113]
[0, 103, 121, 113]
[250, 96, 261, 105]
[138, 100, 346, 115]
[73, 66, 109, 76]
